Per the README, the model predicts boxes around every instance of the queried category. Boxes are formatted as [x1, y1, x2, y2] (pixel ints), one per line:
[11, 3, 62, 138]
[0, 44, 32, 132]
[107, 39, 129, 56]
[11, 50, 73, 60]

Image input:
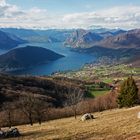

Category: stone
[0, 130, 4, 138]
[0, 128, 20, 138]
[81, 113, 94, 121]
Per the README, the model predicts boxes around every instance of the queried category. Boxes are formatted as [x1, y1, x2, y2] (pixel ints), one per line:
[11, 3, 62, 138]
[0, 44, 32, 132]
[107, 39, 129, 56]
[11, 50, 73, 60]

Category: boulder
[81, 113, 94, 121]
[0, 128, 20, 138]
[0, 130, 4, 138]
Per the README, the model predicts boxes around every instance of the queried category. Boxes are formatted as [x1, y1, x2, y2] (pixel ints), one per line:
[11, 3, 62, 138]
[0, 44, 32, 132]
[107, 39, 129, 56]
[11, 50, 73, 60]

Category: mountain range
[65, 28, 140, 65]
[0, 28, 73, 43]
[0, 27, 139, 70]
[65, 29, 127, 48]
[0, 30, 26, 50]
[65, 29, 103, 48]
[96, 29, 140, 49]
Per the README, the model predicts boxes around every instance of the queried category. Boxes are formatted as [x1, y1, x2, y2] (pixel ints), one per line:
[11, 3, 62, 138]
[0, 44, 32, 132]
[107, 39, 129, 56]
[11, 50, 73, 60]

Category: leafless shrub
[80, 92, 118, 113]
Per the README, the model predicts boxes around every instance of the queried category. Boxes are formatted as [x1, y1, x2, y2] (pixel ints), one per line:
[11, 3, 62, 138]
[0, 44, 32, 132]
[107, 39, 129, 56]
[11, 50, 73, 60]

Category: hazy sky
[0, 0, 140, 29]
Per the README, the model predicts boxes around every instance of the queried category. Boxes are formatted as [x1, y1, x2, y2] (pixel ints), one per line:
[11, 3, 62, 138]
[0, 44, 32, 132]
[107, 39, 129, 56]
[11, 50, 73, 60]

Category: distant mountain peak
[0, 30, 25, 50]
[65, 29, 103, 48]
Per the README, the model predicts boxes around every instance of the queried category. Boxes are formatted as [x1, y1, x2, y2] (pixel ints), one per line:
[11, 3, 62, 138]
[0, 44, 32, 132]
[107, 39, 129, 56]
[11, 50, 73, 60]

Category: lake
[0, 42, 95, 75]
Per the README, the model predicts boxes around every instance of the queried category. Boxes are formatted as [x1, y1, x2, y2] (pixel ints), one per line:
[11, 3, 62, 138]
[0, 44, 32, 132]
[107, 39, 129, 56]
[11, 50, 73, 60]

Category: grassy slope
[87, 90, 109, 97]
[7, 106, 140, 140]
[90, 90, 109, 97]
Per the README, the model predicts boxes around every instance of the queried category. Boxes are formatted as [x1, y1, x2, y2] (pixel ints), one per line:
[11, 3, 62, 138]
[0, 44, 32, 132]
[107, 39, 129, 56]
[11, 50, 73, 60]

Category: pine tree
[117, 76, 138, 107]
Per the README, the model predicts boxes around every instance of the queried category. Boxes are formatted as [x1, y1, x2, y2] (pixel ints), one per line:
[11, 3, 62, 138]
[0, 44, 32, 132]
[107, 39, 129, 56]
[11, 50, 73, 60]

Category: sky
[0, 0, 140, 29]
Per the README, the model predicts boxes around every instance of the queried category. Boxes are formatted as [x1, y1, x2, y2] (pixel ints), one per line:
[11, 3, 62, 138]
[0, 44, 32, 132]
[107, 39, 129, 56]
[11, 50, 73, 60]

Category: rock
[81, 113, 94, 121]
[0, 128, 20, 138]
[6, 128, 20, 137]
[137, 112, 140, 119]
[0, 130, 4, 138]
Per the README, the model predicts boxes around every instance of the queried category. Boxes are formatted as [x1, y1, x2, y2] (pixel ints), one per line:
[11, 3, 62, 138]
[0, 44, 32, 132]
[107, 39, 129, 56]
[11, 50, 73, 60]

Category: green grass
[102, 78, 113, 83]
[134, 67, 140, 73]
[87, 90, 110, 98]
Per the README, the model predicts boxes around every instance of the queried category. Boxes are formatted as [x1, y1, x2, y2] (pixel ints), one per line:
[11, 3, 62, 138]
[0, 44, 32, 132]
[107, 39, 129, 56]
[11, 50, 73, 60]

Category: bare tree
[65, 86, 84, 119]
[33, 98, 49, 125]
[19, 93, 49, 125]
[2, 102, 15, 128]
[19, 93, 36, 126]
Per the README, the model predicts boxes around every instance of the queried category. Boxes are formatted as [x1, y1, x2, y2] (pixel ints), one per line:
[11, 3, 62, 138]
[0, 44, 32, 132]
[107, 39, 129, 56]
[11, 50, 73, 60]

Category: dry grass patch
[5, 106, 140, 140]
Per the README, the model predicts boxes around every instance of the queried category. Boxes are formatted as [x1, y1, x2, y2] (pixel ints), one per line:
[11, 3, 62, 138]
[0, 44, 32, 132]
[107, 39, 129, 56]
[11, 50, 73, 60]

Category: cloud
[62, 5, 140, 29]
[0, 0, 54, 28]
[0, 0, 6, 6]
[0, 0, 24, 18]
[0, 0, 140, 29]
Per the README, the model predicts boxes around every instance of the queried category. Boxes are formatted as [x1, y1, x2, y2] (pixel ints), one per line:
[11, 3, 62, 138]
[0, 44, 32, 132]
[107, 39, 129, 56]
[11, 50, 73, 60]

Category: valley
[0, 0, 140, 139]
[0, 26, 139, 140]
[0, 28, 140, 76]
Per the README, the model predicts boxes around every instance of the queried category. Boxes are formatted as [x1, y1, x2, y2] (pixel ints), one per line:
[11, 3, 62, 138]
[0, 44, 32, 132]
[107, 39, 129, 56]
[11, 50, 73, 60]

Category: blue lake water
[0, 43, 95, 75]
